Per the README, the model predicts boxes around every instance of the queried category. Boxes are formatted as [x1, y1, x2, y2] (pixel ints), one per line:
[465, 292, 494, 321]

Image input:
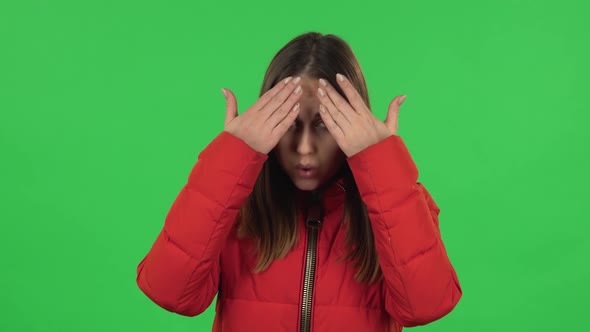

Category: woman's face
[274, 76, 346, 191]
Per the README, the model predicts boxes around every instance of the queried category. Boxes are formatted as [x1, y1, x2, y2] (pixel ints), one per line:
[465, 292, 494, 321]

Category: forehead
[297, 77, 321, 120]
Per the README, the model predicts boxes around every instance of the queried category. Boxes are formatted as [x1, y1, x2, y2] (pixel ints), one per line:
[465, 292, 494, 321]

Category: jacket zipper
[300, 202, 322, 332]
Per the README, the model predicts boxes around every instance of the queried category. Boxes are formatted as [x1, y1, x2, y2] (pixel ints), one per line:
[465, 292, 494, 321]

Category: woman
[136, 32, 462, 331]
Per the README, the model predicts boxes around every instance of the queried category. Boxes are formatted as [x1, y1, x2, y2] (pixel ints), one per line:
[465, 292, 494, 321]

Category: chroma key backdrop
[0, 0, 588, 331]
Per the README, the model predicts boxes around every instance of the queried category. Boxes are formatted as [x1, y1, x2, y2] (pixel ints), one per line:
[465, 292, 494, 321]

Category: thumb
[385, 95, 406, 134]
[222, 88, 238, 126]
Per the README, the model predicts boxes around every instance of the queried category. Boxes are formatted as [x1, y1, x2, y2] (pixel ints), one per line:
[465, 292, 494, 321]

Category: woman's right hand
[222, 76, 302, 154]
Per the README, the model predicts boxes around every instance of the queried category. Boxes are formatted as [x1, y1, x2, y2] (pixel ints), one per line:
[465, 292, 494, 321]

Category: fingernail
[317, 88, 326, 97]
[336, 73, 345, 82]
[293, 76, 302, 85]
[294, 85, 302, 94]
[319, 78, 328, 87]
[284, 77, 293, 85]
[398, 95, 407, 105]
[319, 104, 326, 113]
[293, 103, 300, 112]
[221, 88, 227, 98]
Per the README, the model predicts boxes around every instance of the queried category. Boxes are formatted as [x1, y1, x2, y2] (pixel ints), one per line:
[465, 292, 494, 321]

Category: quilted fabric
[136, 131, 462, 331]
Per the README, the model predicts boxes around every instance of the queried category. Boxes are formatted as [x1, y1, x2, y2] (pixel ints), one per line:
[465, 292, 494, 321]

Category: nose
[296, 128, 315, 155]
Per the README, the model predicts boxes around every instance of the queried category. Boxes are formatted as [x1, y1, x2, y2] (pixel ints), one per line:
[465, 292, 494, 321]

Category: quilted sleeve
[346, 135, 462, 327]
[136, 131, 267, 316]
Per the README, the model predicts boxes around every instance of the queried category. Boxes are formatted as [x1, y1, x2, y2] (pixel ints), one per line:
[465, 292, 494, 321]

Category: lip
[296, 164, 318, 179]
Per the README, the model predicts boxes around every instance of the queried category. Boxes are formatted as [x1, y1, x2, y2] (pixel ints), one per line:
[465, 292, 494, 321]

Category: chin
[292, 179, 322, 191]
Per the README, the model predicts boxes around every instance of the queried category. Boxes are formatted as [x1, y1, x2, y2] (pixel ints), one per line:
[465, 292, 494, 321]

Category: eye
[315, 120, 326, 129]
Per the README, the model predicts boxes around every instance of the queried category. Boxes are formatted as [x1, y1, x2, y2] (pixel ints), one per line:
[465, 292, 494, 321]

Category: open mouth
[296, 165, 318, 178]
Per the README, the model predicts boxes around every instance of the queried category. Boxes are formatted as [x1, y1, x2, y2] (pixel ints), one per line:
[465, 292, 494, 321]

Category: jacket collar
[295, 175, 347, 219]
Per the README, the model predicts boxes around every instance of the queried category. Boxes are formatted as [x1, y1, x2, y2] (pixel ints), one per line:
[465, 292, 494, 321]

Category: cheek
[320, 138, 345, 166]
[274, 137, 291, 163]
[324, 136, 341, 154]
[277, 135, 291, 151]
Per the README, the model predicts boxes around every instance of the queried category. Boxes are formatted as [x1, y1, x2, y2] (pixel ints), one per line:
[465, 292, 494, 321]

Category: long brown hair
[238, 32, 380, 284]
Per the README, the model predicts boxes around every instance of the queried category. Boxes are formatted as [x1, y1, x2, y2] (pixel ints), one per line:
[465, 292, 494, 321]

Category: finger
[258, 76, 294, 107]
[222, 88, 238, 126]
[318, 79, 355, 124]
[385, 95, 406, 133]
[255, 76, 298, 112]
[335, 73, 368, 113]
[266, 83, 302, 128]
[271, 102, 301, 137]
[259, 76, 301, 116]
[319, 104, 345, 142]
[317, 86, 351, 130]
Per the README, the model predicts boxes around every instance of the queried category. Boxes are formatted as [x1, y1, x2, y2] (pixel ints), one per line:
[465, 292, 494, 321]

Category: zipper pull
[306, 200, 323, 229]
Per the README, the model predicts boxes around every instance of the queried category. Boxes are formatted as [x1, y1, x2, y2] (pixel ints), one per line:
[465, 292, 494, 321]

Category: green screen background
[1, 0, 588, 331]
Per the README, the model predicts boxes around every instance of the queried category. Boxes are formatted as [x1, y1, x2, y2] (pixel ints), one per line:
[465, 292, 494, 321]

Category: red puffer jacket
[136, 131, 462, 331]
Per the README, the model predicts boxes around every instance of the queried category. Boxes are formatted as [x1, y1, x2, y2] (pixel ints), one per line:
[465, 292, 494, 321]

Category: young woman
[136, 32, 462, 332]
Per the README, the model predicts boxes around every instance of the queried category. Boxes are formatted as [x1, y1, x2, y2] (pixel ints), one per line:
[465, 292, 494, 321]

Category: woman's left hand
[317, 74, 406, 157]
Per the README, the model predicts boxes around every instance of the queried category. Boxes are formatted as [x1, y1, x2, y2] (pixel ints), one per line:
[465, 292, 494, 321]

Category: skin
[316, 74, 406, 158]
[222, 76, 303, 155]
[274, 77, 346, 191]
[221, 73, 407, 191]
